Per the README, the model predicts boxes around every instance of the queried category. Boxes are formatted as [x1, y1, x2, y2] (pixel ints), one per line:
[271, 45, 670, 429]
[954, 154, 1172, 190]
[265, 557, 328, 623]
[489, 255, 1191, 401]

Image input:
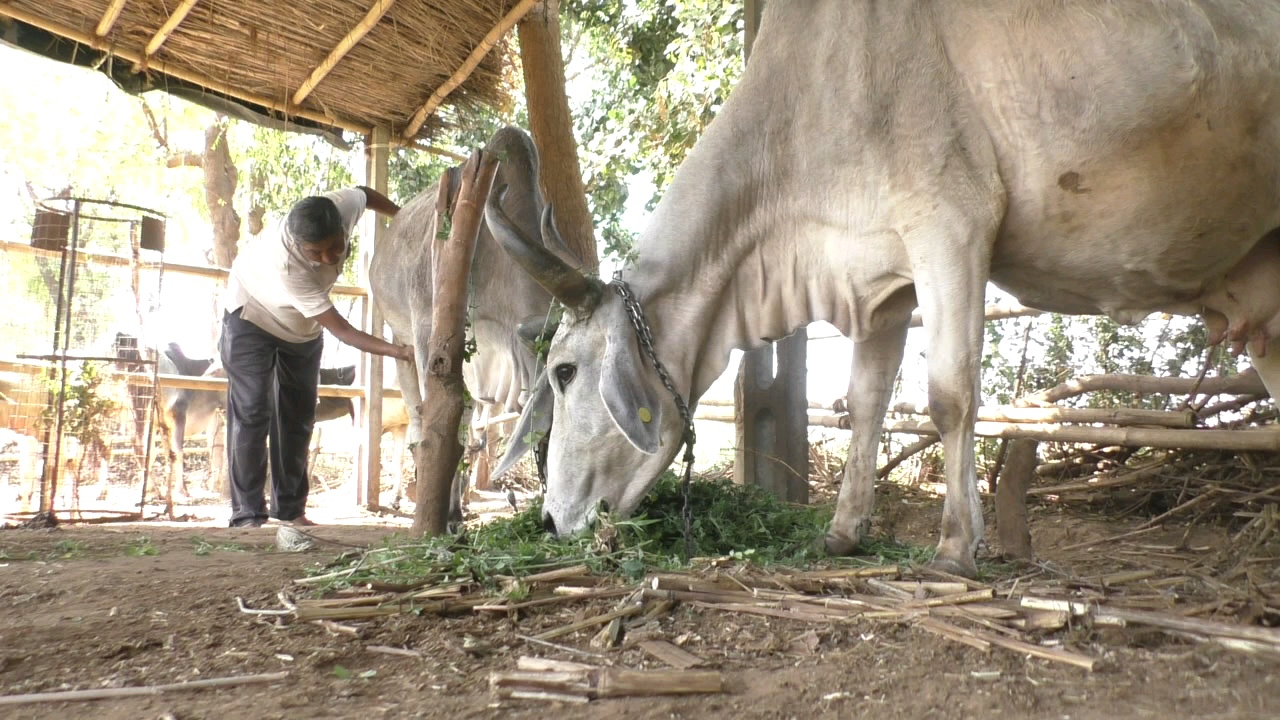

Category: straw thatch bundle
[2, 0, 523, 140]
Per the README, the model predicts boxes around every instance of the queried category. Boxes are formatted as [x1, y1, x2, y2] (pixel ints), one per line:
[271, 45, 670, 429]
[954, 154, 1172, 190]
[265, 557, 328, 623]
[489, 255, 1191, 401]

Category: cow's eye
[554, 363, 576, 390]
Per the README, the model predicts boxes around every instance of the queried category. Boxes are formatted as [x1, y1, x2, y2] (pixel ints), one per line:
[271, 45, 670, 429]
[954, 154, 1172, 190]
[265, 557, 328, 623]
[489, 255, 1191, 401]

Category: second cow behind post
[369, 126, 564, 523]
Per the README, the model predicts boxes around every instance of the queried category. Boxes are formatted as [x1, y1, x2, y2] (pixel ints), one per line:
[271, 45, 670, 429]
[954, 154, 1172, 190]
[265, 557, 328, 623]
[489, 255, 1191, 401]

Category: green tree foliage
[387, 105, 527, 205]
[563, 0, 744, 263]
[233, 125, 355, 220]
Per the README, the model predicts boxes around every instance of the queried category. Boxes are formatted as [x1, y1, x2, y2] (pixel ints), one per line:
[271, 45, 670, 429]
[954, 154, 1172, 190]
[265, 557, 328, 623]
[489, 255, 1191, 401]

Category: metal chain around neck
[610, 273, 698, 558]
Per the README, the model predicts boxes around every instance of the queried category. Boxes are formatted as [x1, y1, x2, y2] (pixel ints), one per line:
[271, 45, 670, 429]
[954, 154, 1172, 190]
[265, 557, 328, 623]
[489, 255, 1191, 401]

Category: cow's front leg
[826, 324, 907, 555]
[915, 258, 988, 578]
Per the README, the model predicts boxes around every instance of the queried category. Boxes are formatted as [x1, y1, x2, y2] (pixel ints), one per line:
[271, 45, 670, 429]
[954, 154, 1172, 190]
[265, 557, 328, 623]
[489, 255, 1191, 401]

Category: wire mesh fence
[1, 201, 388, 523]
[1, 199, 167, 520]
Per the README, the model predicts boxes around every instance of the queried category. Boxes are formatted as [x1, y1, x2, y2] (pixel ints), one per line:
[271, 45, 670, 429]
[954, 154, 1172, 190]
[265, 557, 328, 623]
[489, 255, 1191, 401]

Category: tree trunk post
[412, 150, 500, 536]
[995, 438, 1037, 561]
[517, 0, 598, 270]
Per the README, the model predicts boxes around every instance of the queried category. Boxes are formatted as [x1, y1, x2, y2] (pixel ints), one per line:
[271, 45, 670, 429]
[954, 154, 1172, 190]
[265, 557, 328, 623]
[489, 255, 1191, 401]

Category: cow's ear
[494, 371, 553, 479]
[599, 326, 661, 455]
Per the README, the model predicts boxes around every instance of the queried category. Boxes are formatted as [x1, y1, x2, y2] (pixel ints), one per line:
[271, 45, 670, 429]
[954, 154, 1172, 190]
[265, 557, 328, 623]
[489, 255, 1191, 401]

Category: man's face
[298, 234, 345, 266]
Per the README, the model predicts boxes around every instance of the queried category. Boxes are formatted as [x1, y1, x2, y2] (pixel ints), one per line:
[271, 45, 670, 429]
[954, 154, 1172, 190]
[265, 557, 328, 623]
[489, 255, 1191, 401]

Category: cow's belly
[990, 121, 1280, 317]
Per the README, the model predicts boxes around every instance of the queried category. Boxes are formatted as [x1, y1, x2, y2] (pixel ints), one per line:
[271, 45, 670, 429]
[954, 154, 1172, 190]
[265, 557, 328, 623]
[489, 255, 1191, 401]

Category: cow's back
[930, 0, 1280, 317]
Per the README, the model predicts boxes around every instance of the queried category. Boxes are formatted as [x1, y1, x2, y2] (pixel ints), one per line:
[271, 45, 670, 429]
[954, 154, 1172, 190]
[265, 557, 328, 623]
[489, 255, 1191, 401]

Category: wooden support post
[359, 126, 391, 509]
[733, 0, 808, 503]
[734, 333, 810, 503]
[995, 438, 1037, 561]
[412, 150, 500, 535]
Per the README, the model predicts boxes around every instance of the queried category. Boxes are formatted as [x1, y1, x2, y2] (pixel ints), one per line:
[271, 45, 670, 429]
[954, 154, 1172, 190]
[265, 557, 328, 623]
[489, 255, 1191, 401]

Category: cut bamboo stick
[1093, 606, 1280, 646]
[517, 564, 592, 585]
[884, 417, 1280, 452]
[915, 617, 992, 652]
[967, 628, 1097, 671]
[0, 672, 288, 706]
[1023, 370, 1267, 406]
[1097, 570, 1160, 587]
[533, 603, 644, 642]
[1028, 461, 1170, 496]
[474, 587, 634, 613]
[293, 597, 482, 621]
[889, 402, 1198, 429]
[595, 668, 722, 698]
[882, 580, 971, 596]
[637, 640, 707, 669]
[1007, 611, 1070, 631]
[905, 588, 996, 608]
[492, 659, 722, 701]
[516, 657, 596, 673]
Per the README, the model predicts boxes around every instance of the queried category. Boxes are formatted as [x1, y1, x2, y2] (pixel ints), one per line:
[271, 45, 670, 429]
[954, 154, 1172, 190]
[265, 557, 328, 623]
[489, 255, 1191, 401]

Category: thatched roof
[0, 0, 536, 145]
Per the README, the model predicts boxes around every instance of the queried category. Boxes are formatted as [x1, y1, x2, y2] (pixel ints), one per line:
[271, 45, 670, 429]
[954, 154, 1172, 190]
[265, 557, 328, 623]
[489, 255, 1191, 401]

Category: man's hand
[394, 344, 415, 363]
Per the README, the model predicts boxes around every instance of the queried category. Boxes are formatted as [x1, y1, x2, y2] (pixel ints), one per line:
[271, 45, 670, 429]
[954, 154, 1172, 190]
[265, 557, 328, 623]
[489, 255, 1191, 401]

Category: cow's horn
[486, 186, 602, 313]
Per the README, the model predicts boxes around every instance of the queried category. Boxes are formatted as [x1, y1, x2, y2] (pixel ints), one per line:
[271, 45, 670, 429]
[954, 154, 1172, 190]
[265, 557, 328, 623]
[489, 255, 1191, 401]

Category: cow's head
[487, 190, 686, 536]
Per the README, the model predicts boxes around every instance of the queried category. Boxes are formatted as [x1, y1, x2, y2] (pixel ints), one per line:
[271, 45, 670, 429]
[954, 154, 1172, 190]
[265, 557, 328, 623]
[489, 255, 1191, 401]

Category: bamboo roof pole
[401, 0, 541, 141]
[142, 0, 201, 59]
[412, 142, 467, 162]
[293, 0, 397, 106]
[94, 0, 128, 37]
[0, 4, 372, 136]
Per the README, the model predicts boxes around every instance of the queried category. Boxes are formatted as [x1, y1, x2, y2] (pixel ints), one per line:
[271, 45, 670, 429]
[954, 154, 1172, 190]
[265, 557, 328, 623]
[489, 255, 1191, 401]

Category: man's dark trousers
[220, 308, 322, 527]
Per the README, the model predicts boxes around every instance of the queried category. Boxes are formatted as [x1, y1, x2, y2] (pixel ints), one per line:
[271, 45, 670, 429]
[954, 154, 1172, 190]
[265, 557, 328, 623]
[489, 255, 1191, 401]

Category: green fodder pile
[310, 472, 928, 593]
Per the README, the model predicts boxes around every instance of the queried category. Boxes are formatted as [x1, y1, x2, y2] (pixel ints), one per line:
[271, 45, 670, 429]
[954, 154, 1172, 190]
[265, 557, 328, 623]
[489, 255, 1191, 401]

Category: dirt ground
[2, 480, 1279, 720]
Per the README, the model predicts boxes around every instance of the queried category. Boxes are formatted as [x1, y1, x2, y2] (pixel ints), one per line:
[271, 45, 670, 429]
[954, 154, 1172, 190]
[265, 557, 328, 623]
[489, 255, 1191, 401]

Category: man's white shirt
[222, 188, 366, 342]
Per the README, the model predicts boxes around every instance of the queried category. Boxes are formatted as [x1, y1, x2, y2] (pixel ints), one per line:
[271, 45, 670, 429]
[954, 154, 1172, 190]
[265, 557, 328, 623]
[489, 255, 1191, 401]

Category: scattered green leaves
[307, 471, 917, 594]
[192, 537, 245, 556]
[48, 540, 86, 560]
[126, 537, 158, 557]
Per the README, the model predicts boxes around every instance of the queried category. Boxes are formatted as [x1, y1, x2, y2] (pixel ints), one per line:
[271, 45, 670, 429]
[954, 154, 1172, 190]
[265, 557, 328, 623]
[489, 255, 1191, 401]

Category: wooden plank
[294, 0, 397, 105]
[401, 0, 540, 139]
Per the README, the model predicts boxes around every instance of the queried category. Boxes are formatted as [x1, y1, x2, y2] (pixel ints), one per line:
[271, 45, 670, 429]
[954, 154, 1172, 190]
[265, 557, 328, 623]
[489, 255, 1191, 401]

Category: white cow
[369, 126, 558, 518]
[491, 0, 1280, 577]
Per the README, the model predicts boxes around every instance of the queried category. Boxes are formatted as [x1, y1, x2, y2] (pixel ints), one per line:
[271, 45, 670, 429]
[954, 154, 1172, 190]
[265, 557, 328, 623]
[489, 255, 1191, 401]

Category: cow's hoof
[927, 553, 979, 580]
[822, 532, 860, 556]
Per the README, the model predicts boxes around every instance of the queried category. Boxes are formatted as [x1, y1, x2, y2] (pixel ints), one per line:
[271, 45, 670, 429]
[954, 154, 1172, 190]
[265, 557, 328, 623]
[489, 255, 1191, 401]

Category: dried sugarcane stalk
[637, 640, 707, 669]
[293, 597, 484, 622]
[492, 657, 722, 701]
[534, 601, 645, 641]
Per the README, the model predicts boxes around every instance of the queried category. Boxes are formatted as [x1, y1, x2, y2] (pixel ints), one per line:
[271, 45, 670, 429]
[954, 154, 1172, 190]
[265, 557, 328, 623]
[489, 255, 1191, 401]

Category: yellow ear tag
[638, 407, 652, 423]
